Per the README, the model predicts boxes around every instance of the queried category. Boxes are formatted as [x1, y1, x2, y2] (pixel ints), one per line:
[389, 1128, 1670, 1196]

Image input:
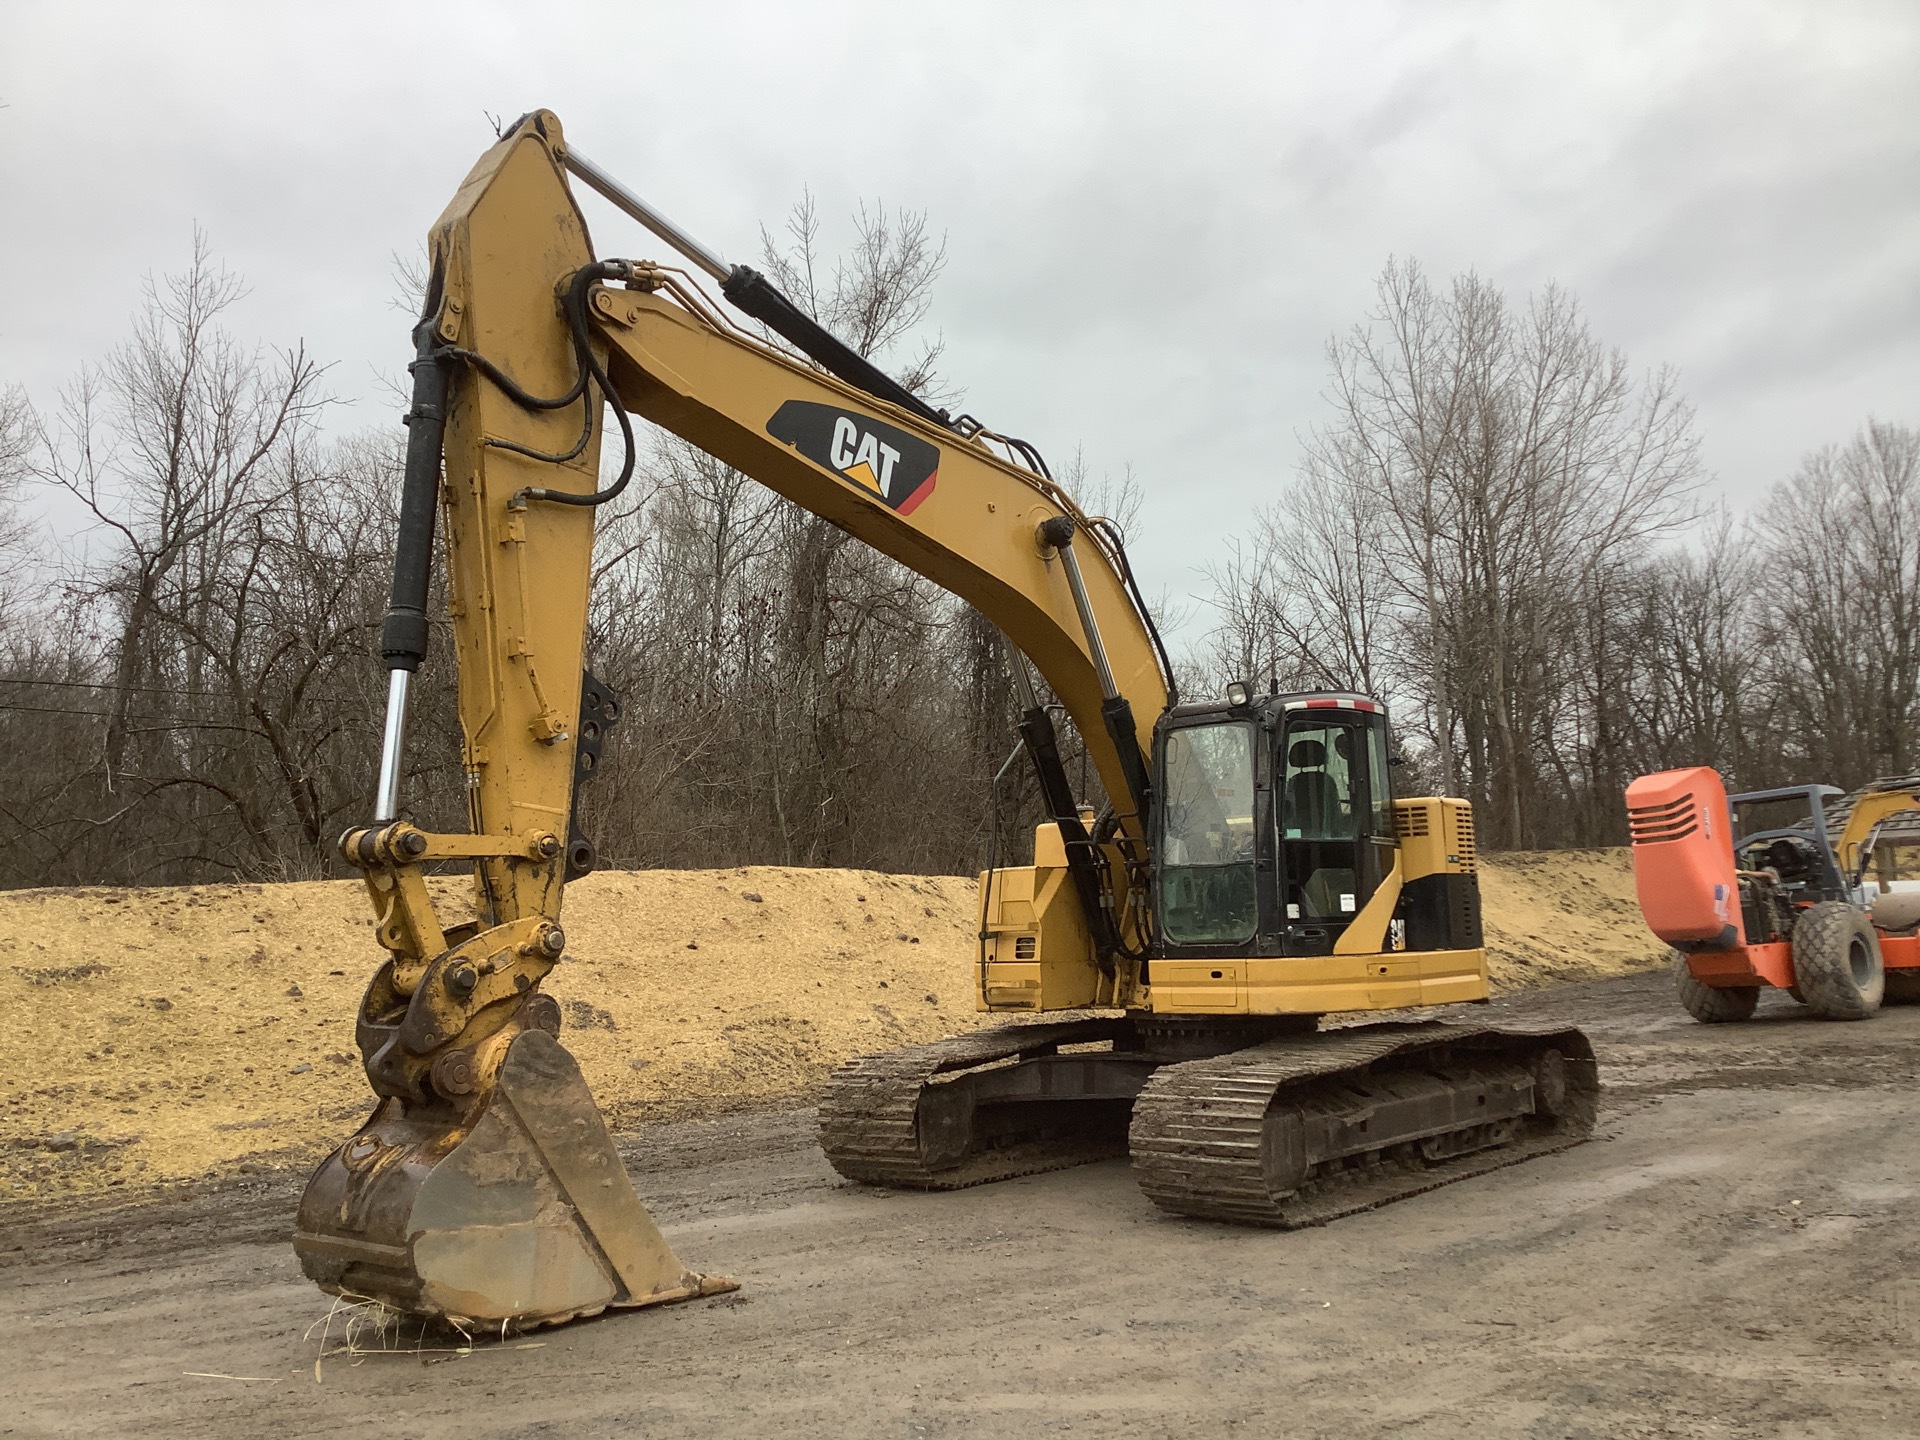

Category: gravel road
[4, 969, 1918, 1438]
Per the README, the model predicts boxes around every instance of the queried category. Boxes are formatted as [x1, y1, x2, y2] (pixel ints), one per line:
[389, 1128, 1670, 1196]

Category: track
[817, 1017, 1133, 1188]
[821, 1015, 1598, 1224]
[1129, 1022, 1597, 1225]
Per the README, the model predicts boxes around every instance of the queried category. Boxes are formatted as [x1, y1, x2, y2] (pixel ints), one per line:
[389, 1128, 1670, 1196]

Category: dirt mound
[0, 850, 1662, 1200]
[1479, 848, 1664, 988]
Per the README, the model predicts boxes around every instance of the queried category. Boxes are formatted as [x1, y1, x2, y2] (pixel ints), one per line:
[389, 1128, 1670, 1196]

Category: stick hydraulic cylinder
[373, 317, 451, 819]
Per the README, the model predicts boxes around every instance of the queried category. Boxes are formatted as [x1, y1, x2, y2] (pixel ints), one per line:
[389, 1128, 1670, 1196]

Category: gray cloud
[2, 0, 1914, 616]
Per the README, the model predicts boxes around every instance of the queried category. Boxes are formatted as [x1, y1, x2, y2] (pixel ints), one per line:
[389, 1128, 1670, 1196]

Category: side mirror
[1389, 754, 1407, 767]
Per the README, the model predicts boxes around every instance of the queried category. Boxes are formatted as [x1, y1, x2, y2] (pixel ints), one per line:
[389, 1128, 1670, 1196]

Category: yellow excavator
[293, 111, 1596, 1328]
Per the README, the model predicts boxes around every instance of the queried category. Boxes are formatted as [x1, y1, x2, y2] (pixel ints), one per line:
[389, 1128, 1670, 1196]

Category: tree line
[0, 225, 1911, 888]
[1200, 259, 1919, 850]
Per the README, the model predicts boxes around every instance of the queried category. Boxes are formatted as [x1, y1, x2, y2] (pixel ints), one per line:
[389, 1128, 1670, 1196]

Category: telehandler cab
[293, 111, 1597, 1330]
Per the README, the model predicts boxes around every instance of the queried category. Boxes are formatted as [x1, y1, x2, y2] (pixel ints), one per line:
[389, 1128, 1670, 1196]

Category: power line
[0, 702, 117, 718]
[0, 675, 258, 699]
[0, 702, 263, 726]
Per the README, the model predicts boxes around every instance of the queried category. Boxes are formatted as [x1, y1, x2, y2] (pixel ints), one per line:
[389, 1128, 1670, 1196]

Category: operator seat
[1765, 837, 1815, 886]
[1285, 739, 1344, 838]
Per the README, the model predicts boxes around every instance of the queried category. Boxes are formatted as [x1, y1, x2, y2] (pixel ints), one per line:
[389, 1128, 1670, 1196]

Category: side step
[1128, 1022, 1598, 1227]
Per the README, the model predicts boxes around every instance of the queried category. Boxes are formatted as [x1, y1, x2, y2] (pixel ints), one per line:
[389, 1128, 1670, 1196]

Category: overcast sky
[3, 1, 1916, 620]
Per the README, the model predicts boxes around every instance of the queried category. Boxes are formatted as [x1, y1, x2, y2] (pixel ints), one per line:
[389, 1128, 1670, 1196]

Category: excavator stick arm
[296, 115, 740, 1327]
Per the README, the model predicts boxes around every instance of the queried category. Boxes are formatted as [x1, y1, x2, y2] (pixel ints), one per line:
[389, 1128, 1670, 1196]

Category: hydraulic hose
[482, 261, 638, 509]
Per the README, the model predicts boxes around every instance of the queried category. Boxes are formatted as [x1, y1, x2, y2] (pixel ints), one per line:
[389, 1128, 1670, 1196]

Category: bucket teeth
[294, 1028, 733, 1327]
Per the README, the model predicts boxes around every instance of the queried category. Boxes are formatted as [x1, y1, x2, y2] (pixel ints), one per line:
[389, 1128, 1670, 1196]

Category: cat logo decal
[766, 401, 940, 515]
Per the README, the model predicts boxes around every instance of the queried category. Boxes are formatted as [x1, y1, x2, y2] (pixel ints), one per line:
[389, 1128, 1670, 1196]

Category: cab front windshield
[1157, 722, 1258, 945]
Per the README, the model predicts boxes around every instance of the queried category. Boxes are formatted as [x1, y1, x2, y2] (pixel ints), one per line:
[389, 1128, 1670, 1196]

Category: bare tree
[0, 383, 31, 493]
[1620, 519, 1758, 784]
[758, 190, 951, 403]
[1202, 456, 1390, 698]
[1206, 259, 1704, 847]
[0, 385, 38, 629]
[5, 223, 1915, 885]
[0, 234, 398, 882]
[576, 191, 1015, 875]
[35, 233, 328, 782]
[1750, 420, 1920, 789]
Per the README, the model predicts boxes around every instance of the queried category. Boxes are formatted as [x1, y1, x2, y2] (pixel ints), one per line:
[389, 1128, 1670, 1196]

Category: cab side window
[1278, 718, 1397, 931]
[1366, 721, 1394, 837]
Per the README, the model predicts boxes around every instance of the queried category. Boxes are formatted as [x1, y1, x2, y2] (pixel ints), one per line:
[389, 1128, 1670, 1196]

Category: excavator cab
[935, 685, 1584, 1224]
[1153, 694, 1398, 960]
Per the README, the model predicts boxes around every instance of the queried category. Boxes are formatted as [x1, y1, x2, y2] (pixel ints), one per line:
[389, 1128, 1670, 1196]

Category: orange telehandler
[1627, 766, 1920, 1022]
[293, 111, 1596, 1330]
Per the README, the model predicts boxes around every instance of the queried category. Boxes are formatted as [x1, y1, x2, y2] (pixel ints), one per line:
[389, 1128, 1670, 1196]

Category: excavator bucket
[293, 1028, 733, 1328]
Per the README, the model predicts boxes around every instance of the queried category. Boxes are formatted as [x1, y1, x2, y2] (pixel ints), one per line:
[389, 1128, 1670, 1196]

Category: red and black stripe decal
[766, 401, 940, 515]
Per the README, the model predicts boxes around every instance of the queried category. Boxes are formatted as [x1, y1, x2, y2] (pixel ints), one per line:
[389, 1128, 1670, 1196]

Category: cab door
[1276, 712, 1395, 952]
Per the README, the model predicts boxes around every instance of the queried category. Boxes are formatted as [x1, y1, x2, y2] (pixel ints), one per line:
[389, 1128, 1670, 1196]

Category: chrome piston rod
[1045, 523, 1121, 700]
[372, 668, 411, 822]
[562, 147, 731, 284]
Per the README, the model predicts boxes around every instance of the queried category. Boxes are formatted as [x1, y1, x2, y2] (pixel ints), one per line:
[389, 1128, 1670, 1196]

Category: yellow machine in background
[294, 112, 1595, 1328]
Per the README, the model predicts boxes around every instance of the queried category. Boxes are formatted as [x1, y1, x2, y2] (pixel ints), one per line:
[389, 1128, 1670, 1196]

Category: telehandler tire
[1673, 952, 1758, 1023]
[1792, 902, 1884, 1020]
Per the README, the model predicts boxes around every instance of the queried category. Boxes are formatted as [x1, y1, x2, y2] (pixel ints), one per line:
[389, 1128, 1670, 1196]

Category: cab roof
[1162, 690, 1388, 725]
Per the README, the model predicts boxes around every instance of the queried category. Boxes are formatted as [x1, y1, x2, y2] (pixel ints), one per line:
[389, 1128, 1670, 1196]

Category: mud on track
[5, 969, 1920, 1439]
